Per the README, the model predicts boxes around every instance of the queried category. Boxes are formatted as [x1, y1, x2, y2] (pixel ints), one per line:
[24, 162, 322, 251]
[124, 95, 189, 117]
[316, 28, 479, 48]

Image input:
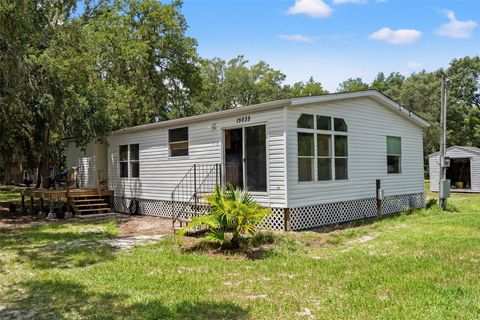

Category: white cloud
[287, 0, 333, 18]
[436, 10, 477, 39]
[333, 0, 366, 4]
[407, 61, 423, 69]
[278, 34, 314, 42]
[369, 27, 422, 44]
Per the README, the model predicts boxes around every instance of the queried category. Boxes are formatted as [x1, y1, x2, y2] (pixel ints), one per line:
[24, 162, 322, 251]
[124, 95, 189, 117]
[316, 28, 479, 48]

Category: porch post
[376, 179, 382, 218]
[39, 196, 45, 217]
[47, 197, 56, 219]
[64, 176, 73, 219]
[29, 194, 34, 216]
[21, 191, 26, 214]
[283, 208, 291, 232]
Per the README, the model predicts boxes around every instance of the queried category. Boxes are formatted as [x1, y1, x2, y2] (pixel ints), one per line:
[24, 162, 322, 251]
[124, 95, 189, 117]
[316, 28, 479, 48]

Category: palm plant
[178, 185, 271, 248]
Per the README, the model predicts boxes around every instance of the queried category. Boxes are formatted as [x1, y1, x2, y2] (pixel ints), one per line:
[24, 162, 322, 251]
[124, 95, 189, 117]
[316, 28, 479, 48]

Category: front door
[224, 125, 267, 192]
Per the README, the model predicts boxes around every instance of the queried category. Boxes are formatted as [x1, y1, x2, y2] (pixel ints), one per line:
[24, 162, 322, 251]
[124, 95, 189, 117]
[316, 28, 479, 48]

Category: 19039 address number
[236, 115, 251, 123]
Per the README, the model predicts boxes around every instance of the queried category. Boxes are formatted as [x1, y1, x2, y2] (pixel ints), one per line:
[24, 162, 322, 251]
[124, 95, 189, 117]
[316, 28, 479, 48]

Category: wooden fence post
[376, 179, 382, 218]
[29, 194, 34, 216]
[284, 208, 291, 232]
[47, 197, 56, 219]
[21, 191, 26, 214]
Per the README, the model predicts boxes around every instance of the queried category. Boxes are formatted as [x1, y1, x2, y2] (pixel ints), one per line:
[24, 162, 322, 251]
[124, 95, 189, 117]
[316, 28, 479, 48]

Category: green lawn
[1, 189, 480, 319]
[0, 189, 22, 203]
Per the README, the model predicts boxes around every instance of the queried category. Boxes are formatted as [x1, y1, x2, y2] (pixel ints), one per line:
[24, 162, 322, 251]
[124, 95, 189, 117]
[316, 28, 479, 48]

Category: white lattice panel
[113, 197, 180, 218]
[260, 207, 284, 231]
[290, 193, 425, 231]
[381, 193, 425, 215]
[114, 193, 424, 231]
[290, 198, 377, 230]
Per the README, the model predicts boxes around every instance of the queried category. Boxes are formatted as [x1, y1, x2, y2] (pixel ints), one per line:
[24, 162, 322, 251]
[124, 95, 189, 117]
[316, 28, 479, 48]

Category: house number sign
[236, 115, 251, 123]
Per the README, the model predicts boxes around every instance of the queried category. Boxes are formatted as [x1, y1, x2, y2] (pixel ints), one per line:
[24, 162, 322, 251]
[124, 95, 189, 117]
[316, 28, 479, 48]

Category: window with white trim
[297, 114, 348, 182]
[317, 134, 331, 181]
[387, 136, 401, 174]
[169, 127, 188, 157]
[334, 135, 348, 180]
[119, 145, 128, 178]
[130, 144, 140, 178]
[298, 132, 314, 181]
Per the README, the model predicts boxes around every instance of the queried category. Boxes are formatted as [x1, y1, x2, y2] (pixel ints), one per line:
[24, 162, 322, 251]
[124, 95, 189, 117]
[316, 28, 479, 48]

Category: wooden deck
[21, 188, 114, 218]
[23, 188, 113, 200]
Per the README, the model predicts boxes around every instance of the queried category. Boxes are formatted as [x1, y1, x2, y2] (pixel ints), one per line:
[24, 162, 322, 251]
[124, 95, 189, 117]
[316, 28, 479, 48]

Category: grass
[1, 185, 480, 319]
[0, 189, 22, 202]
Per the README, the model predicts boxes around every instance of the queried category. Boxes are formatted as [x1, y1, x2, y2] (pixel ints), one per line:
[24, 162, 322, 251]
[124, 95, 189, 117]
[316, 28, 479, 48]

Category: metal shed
[429, 146, 480, 193]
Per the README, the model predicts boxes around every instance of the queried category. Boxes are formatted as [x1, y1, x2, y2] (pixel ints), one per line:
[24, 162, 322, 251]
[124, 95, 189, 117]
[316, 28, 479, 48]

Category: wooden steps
[71, 195, 111, 216]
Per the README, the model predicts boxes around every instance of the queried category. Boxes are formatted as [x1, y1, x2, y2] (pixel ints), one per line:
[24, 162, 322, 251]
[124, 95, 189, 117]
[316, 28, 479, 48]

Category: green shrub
[179, 185, 271, 249]
[426, 198, 437, 209]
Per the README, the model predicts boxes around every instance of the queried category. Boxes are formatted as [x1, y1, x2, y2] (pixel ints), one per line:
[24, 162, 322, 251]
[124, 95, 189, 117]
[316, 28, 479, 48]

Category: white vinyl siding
[71, 93, 426, 212]
[107, 108, 287, 207]
[286, 97, 424, 207]
[66, 142, 108, 189]
[429, 147, 480, 192]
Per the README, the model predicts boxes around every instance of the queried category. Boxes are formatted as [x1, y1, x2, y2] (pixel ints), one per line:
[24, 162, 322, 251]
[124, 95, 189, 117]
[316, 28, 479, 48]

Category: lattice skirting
[113, 193, 425, 231]
[113, 197, 177, 218]
[289, 192, 425, 231]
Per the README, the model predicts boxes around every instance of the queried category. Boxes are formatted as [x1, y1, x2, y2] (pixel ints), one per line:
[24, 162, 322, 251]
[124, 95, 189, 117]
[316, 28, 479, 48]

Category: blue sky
[181, 0, 480, 91]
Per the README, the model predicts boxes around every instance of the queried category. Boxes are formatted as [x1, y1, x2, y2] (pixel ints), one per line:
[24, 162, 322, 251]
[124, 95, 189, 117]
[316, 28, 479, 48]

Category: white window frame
[297, 114, 348, 183]
[119, 145, 129, 178]
[130, 144, 140, 178]
[386, 136, 402, 174]
[169, 127, 189, 158]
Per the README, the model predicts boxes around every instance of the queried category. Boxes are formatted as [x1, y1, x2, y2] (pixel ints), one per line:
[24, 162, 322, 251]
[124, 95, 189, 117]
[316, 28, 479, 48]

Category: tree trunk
[36, 128, 50, 189]
[230, 233, 241, 249]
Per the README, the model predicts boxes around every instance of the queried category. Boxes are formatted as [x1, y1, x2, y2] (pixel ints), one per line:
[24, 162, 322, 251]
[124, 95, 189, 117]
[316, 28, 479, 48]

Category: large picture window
[119, 145, 129, 178]
[297, 113, 348, 182]
[169, 127, 188, 157]
[387, 136, 401, 174]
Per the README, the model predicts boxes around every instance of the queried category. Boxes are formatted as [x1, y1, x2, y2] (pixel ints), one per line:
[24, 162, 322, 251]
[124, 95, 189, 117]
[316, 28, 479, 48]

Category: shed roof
[428, 146, 480, 157]
[111, 90, 430, 135]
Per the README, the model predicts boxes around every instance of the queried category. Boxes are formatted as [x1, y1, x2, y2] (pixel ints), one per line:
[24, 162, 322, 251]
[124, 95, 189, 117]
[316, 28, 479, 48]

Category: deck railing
[171, 163, 221, 228]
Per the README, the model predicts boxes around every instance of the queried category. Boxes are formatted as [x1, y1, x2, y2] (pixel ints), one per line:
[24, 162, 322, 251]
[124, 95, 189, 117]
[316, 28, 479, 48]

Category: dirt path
[0, 214, 174, 237]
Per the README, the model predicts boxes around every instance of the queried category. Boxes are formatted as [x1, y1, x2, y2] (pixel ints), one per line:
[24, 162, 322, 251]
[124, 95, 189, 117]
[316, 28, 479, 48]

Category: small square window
[317, 116, 331, 130]
[335, 158, 348, 180]
[318, 158, 331, 181]
[297, 114, 314, 129]
[298, 132, 314, 157]
[298, 158, 313, 182]
[334, 136, 348, 157]
[334, 118, 347, 132]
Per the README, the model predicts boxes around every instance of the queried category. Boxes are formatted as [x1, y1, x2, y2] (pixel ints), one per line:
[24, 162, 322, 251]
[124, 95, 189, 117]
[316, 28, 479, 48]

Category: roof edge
[111, 99, 290, 135]
[429, 145, 480, 157]
[291, 90, 430, 128]
[111, 90, 429, 136]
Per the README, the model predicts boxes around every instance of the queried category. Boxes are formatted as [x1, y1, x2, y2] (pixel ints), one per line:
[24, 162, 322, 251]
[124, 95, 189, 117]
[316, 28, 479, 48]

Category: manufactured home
[429, 146, 480, 193]
[67, 90, 429, 230]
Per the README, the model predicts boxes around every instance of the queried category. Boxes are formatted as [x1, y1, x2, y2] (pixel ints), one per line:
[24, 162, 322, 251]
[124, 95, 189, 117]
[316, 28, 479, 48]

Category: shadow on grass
[0, 279, 249, 320]
[0, 224, 117, 269]
[304, 209, 420, 234]
[180, 238, 276, 261]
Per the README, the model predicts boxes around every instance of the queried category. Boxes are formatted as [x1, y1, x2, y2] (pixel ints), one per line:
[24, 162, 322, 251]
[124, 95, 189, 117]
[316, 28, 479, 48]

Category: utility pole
[439, 76, 450, 209]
